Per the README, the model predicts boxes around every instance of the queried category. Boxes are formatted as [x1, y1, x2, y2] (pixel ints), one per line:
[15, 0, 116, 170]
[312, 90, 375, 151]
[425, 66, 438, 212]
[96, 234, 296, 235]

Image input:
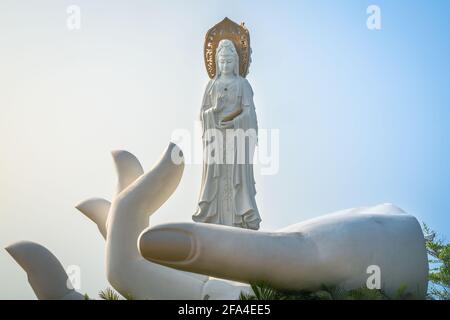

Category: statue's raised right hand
[213, 94, 225, 112]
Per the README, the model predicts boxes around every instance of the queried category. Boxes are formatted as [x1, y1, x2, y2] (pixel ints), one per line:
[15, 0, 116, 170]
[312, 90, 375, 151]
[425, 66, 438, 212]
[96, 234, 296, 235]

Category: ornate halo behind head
[204, 17, 251, 79]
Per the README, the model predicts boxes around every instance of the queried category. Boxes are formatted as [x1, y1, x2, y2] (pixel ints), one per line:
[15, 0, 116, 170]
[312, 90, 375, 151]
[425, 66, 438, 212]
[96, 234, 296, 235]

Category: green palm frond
[99, 287, 121, 300]
[249, 282, 283, 300]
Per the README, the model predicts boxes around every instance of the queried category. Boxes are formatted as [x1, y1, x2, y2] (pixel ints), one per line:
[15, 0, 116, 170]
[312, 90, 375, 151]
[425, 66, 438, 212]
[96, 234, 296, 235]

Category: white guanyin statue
[192, 38, 261, 230]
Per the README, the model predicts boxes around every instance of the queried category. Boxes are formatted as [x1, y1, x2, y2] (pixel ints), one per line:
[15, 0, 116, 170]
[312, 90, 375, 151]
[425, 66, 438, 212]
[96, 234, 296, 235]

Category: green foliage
[423, 223, 450, 300]
[83, 288, 133, 300]
[98, 287, 122, 300]
[239, 282, 286, 300]
[239, 282, 396, 300]
[239, 282, 414, 300]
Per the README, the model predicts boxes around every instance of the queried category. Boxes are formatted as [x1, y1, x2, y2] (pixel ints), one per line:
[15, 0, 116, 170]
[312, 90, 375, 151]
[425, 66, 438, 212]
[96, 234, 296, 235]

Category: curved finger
[111, 150, 144, 194]
[5, 241, 84, 300]
[75, 197, 111, 239]
[107, 143, 184, 257]
[112, 143, 184, 219]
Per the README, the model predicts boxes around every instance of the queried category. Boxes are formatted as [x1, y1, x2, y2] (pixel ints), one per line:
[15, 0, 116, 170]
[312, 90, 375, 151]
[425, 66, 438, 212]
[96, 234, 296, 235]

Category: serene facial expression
[218, 53, 235, 75]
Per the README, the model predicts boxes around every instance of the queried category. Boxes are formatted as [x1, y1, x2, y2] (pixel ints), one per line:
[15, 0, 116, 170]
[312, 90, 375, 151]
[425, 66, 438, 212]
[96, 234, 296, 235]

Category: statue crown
[204, 17, 251, 78]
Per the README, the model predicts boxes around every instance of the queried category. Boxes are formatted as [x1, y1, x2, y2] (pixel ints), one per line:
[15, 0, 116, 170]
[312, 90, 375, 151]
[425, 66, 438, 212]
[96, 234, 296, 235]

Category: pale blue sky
[0, 0, 449, 299]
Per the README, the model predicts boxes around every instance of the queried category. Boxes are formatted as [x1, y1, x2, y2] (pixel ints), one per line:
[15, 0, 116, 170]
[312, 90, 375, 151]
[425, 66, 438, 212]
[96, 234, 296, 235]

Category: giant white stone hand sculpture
[76, 142, 427, 299]
[76, 143, 251, 300]
[6, 142, 429, 300]
[139, 203, 429, 298]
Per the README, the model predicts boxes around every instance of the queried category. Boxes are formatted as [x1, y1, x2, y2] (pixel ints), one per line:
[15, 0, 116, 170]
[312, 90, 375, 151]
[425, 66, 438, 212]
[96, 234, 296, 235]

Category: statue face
[217, 53, 236, 76]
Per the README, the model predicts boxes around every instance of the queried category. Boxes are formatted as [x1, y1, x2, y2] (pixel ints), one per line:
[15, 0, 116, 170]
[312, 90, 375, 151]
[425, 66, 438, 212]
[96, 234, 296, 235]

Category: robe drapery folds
[192, 76, 261, 230]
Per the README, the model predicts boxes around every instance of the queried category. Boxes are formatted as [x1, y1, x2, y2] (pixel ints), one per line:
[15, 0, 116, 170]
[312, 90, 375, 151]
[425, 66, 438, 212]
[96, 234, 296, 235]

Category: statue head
[215, 39, 239, 77]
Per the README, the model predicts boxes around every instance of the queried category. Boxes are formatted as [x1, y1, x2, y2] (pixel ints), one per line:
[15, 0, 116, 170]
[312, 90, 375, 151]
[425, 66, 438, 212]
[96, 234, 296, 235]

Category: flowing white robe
[192, 76, 261, 230]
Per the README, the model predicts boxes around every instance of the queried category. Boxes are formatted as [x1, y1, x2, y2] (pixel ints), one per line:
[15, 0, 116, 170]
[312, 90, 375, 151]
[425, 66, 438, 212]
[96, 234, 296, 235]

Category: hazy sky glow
[0, 0, 449, 299]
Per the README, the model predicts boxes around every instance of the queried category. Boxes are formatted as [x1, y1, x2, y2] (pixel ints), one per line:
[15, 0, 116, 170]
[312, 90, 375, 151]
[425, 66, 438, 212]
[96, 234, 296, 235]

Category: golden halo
[204, 17, 251, 79]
